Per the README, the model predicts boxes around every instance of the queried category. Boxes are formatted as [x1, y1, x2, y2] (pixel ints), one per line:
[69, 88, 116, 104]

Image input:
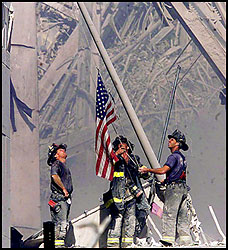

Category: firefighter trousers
[50, 192, 71, 247]
[107, 199, 136, 248]
[161, 182, 191, 246]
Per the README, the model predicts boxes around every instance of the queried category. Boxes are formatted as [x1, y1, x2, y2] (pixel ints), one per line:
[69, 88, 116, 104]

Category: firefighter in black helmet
[47, 143, 73, 248]
[139, 129, 191, 246]
[104, 136, 150, 248]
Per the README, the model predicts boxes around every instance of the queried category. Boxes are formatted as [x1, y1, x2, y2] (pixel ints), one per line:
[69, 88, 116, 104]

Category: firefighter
[139, 129, 192, 246]
[47, 143, 73, 248]
[104, 136, 150, 248]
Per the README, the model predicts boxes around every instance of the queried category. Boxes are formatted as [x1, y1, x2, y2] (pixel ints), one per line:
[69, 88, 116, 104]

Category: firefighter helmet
[47, 143, 67, 166]
[112, 135, 135, 154]
[168, 129, 189, 151]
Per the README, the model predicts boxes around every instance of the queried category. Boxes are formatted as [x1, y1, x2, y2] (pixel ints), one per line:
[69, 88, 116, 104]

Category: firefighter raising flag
[95, 73, 117, 181]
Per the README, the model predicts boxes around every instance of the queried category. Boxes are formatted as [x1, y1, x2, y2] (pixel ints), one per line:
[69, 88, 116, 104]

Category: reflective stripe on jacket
[104, 154, 150, 213]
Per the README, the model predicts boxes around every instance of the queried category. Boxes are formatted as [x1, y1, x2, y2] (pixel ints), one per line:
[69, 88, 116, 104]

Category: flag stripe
[101, 135, 114, 179]
[98, 122, 109, 172]
[95, 119, 103, 150]
[106, 117, 116, 127]
[96, 116, 114, 178]
[95, 102, 115, 151]
[106, 108, 115, 120]
[96, 123, 108, 175]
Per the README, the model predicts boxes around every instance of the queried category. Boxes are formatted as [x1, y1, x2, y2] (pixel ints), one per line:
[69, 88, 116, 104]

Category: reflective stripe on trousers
[107, 199, 136, 248]
[55, 239, 64, 246]
[121, 237, 133, 247]
[162, 235, 175, 243]
[122, 237, 133, 243]
[107, 237, 119, 244]
[107, 237, 133, 247]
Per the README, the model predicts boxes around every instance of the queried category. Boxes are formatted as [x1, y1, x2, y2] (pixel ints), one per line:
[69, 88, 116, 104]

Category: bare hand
[115, 144, 129, 163]
[138, 166, 150, 173]
[121, 152, 129, 164]
[63, 188, 69, 198]
[115, 147, 126, 156]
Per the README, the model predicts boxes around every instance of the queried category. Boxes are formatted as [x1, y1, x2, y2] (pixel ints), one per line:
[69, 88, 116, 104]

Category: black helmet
[112, 135, 134, 154]
[47, 143, 67, 166]
[168, 129, 189, 151]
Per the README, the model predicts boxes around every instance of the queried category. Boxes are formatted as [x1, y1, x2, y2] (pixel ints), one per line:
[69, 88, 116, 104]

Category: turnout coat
[103, 154, 151, 214]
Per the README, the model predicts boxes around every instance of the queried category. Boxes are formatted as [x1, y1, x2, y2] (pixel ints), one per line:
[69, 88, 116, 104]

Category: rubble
[34, 3, 226, 248]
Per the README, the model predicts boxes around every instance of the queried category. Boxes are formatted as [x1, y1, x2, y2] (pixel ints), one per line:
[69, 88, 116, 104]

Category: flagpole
[77, 2, 165, 182]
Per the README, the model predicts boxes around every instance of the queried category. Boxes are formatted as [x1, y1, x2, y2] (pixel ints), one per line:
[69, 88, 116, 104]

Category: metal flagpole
[157, 65, 181, 163]
[77, 2, 165, 182]
[148, 65, 181, 205]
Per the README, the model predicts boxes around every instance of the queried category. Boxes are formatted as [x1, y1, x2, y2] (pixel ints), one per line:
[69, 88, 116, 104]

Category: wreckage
[3, 2, 226, 248]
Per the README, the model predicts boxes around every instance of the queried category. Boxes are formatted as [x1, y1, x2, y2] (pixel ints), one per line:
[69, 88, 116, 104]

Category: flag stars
[96, 75, 111, 120]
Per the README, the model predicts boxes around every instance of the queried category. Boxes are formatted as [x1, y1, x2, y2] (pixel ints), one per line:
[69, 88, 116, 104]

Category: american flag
[95, 73, 117, 181]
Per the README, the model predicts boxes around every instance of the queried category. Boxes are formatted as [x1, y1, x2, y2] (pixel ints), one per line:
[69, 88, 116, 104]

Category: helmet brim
[181, 143, 189, 151]
[168, 134, 173, 139]
[47, 156, 54, 166]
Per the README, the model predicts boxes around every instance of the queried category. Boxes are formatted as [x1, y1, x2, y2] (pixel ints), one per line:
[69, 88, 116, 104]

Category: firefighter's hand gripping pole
[77, 2, 164, 182]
